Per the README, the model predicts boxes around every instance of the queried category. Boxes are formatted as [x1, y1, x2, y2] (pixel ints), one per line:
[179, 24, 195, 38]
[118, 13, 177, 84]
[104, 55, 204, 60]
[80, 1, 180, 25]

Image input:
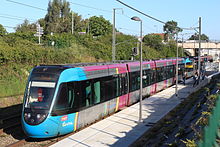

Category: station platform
[51, 76, 211, 147]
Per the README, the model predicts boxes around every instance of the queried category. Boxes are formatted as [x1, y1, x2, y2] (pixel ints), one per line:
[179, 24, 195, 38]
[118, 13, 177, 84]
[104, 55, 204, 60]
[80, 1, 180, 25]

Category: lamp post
[131, 16, 143, 122]
[198, 17, 201, 78]
[175, 31, 178, 97]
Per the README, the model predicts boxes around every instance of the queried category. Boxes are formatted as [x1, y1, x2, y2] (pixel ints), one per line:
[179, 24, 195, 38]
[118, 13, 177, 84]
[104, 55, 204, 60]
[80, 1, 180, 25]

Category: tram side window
[167, 66, 172, 79]
[164, 66, 168, 79]
[119, 73, 128, 95]
[143, 70, 150, 87]
[94, 80, 101, 104]
[172, 65, 175, 77]
[156, 67, 163, 82]
[161, 67, 166, 80]
[101, 76, 119, 101]
[166, 66, 170, 79]
[149, 69, 156, 85]
[54, 83, 73, 110]
[129, 71, 140, 92]
[67, 82, 76, 109]
[79, 79, 101, 107]
[169, 65, 174, 78]
[85, 81, 92, 107]
[123, 73, 128, 95]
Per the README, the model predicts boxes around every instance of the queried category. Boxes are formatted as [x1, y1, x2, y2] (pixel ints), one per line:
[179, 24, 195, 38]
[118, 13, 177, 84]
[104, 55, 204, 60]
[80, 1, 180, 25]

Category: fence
[199, 95, 220, 147]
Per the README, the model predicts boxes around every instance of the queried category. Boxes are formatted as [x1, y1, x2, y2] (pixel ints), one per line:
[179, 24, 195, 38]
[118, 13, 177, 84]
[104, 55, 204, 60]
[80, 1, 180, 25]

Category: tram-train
[21, 56, 211, 138]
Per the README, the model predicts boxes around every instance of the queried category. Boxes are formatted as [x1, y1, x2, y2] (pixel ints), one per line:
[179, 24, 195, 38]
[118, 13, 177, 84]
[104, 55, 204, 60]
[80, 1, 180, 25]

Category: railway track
[6, 138, 28, 147]
[0, 114, 21, 135]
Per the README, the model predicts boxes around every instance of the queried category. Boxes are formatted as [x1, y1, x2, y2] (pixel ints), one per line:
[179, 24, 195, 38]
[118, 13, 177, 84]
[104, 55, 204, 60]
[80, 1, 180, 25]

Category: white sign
[31, 81, 56, 88]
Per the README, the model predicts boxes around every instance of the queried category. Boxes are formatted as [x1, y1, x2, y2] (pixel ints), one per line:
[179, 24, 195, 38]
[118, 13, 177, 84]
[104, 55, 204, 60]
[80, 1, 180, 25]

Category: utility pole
[87, 18, 90, 34]
[85, 14, 90, 34]
[112, 8, 116, 61]
[71, 11, 74, 34]
[38, 24, 40, 44]
[112, 8, 123, 61]
[198, 17, 202, 76]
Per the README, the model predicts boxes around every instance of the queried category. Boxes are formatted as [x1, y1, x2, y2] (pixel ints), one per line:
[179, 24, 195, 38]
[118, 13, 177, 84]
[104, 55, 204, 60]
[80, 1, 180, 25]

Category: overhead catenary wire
[3, 25, 16, 29]
[70, 2, 112, 13]
[6, 0, 47, 11]
[116, 0, 166, 24]
[0, 14, 36, 22]
[0, 15, 30, 21]
[118, 27, 144, 34]
[116, 0, 197, 31]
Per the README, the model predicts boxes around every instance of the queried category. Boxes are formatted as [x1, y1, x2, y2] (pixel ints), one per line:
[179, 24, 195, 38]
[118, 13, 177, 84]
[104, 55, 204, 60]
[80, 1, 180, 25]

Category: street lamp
[175, 31, 178, 97]
[131, 16, 143, 123]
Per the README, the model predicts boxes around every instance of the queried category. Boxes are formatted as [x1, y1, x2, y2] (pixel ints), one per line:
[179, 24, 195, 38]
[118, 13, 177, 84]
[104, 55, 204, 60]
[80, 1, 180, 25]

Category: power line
[0, 15, 27, 21]
[70, 2, 112, 13]
[0, 13, 36, 22]
[116, 0, 166, 24]
[116, 0, 197, 31]
[3, 25, 16, 29]
[118, 27, 146, 34]
[6, 0, 47, 11]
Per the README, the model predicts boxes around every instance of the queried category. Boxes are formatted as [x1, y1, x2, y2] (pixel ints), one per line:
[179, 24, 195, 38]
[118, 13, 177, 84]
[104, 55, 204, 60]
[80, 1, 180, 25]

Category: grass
[0, 63, 31, 98]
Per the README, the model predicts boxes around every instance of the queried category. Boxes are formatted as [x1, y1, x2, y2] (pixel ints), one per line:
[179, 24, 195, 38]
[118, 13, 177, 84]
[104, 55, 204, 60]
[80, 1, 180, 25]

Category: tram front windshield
[24, 73, 58, 110]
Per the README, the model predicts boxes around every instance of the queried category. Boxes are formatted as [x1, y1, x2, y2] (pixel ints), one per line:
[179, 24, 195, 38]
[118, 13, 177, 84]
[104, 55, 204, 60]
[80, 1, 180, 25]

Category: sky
[0, 0, 220, 41]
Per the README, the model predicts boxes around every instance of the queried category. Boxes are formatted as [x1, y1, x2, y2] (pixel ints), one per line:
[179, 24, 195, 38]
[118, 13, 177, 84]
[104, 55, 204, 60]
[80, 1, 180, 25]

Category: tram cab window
[25, 81, 56, 110]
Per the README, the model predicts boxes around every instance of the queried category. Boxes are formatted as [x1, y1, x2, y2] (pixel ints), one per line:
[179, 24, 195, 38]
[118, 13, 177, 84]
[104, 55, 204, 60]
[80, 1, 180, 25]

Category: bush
[0, 32, 180, 97]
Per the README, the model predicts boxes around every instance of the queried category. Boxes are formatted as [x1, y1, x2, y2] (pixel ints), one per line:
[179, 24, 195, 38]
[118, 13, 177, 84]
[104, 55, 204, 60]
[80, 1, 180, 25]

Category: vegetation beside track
[0, 32, 181, 98]
[132, 73, 220, 146]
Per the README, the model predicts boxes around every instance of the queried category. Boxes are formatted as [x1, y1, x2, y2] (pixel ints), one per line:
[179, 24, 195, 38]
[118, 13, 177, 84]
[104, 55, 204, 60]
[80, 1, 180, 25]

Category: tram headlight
[36, 114, 41, 119]
[36, 113, 46, 121]
[24, 112, 47, 125]
[24, 113, 31, 119]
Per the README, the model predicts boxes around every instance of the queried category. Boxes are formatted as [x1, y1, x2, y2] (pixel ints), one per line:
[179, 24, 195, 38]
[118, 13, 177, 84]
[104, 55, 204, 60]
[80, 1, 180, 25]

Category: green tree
[89, 16, 112, 36]
[143, 34, 163, 50]
[44, 0, 71, 34]
[0, 24, 7, 36]
[188, 33, 209, 41]
[163, 20, 182, 41]
[16, 19, 36, 33]
[72, 13, 88, 32]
